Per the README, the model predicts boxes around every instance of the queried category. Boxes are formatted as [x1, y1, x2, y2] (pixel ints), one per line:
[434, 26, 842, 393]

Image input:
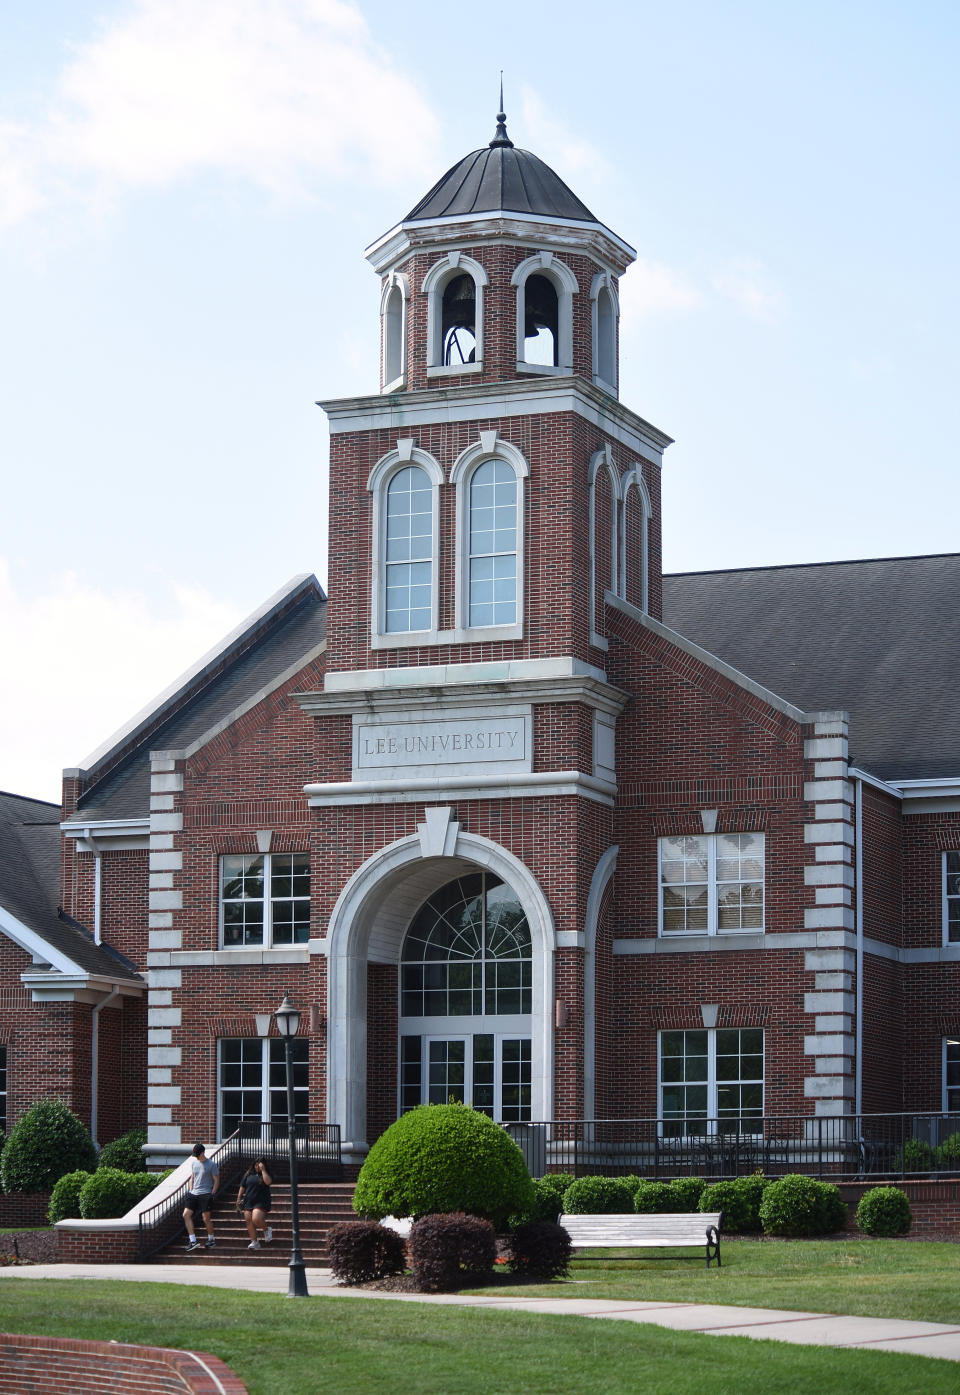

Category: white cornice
[848, 767, 902, 799]
[61, 818, 151, 850]
[891, 777, 960, 810]
[22, 972, 144, 1004]
[612, 931, 960, 966]
[322, 656, 607, 692]
[294, 672, 629, 720]
[365, 212, 636, 277]
[303, 769, 616, 808]
[318, 376, 673, 464]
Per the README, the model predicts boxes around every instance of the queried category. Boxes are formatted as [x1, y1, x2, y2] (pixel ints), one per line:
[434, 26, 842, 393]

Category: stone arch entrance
[324, 810, 555, 1153]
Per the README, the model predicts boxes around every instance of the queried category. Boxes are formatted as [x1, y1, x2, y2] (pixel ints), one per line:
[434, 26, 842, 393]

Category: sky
[1, 0, 957, 802]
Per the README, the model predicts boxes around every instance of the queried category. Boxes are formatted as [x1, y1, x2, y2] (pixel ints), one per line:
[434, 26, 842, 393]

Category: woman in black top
[237, 1158, 273, 1250]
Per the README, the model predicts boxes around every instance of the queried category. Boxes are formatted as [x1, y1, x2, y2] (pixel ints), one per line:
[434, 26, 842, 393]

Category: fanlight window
[401, 873, 532, 1018]
[522, 273, 558, 366]
[468, 460, 518, 627]
[385, 465, 432, 632]
[442, 273, 477, 365]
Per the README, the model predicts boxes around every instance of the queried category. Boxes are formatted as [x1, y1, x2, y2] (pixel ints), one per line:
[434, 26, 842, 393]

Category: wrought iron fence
[505, 1113, 960, 1181]
[136, 1122, 341, 1260]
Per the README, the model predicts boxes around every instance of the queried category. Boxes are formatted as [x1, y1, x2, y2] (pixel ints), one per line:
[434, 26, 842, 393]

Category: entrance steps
[149, 1181, 359, 1267]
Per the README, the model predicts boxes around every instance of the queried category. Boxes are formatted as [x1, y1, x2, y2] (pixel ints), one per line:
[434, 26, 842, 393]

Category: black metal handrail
[505, 1112, 960, 1181]
[136, 1122, 341, 1260]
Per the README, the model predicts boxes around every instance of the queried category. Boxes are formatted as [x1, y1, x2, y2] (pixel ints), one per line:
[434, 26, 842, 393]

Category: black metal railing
[136, 1122, 341, 1260]
[505, 1112, 960, 1181]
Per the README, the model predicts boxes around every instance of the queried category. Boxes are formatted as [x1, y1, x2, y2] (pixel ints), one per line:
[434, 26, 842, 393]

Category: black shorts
[184, 1192, 216, 1215]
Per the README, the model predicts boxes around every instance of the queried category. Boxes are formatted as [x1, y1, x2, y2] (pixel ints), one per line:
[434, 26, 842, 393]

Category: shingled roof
[662, 552, 960, 783]
[0, 791, 141, 982]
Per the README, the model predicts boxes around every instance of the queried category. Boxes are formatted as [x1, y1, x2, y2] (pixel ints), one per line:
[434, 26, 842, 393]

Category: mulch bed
[0, 1230, 59, 1265]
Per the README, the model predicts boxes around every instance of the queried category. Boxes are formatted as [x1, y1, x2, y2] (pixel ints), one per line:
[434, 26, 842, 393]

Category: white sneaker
[187, 1238, 199, 1250]
[264, 1226, 272, 1243]
[248, 1240, 261, 1250]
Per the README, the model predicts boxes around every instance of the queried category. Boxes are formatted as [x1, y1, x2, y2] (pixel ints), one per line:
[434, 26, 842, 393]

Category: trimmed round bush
[327, 1220, 407, 1284]
[353, 1104, 534, 1226]
[47, 1170, 93, 1224]
[620, 1175, 643, 1198]
[1, 1099, 97, 1194]
[509, 1221, 572, 1280]
[668, 1176, 706, 1212]
[79, 1166, 141, 1219]
[633, 1180, 674, 1213]
[97, 1127, 147, 1173]
[529, 1173, 576, 1223]
[123, 1172, 162, 1207]
[936, 1132, 960, 1170]
[759, 1174, 847, 1237]
[562, 1176, 634, 1215]
[700, 1174, 769, 1233]
[409, 1212, 496, 1292]
[856, 1186, 911, 1237]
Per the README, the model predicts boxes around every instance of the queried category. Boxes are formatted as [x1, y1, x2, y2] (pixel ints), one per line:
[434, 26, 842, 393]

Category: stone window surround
[510, 250, 579, 376]
[422, 251, 489, 377]
[658, 830, 765, 937]
[658, 1024, 765, 1136]
[380, 270, 410, 392]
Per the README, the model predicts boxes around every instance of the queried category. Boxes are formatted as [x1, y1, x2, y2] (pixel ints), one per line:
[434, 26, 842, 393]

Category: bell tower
[305, 105, 673, 1147]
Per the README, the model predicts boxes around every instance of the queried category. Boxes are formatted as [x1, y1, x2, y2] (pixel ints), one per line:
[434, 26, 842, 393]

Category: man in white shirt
[183, 1141, 220, 1251]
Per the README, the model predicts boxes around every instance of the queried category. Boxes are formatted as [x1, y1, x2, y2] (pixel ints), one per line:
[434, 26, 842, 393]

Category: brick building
[6, 107, 960, 1166]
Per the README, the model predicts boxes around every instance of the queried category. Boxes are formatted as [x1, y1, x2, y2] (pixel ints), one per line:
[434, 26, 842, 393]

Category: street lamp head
[275, 991, 300, 1038]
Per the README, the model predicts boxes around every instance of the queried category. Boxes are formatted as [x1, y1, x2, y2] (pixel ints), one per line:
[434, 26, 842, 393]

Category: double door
[400, 1032, 531, 1122]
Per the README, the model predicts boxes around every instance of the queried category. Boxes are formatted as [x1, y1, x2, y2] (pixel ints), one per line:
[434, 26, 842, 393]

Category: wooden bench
[558, 1211, 723, 1268]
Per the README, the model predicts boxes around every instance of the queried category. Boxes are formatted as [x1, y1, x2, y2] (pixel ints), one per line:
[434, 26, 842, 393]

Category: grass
[462, 1237, 960, 1322]
[0, 1278, 957, 1395]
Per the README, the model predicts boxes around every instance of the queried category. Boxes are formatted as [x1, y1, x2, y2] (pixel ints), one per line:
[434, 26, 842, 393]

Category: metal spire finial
[489, 72, 513, 148]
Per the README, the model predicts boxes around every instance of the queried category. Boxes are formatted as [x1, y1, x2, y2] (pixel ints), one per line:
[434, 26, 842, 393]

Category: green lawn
[463, 1236, 960, 1323]
[0, 1278, 956, 1395]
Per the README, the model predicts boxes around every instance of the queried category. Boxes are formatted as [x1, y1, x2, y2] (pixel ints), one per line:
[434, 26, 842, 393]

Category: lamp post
[275, 992, 308, 1297]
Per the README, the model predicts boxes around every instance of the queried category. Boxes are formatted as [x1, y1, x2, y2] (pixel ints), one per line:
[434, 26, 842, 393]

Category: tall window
[0, 1046, 6, 1134]
[660, 1028, 764, 1136]
[385, 465, 432, 632]
[423, 254, 488, 374]
[945, 1039, 960, 1112]
[468, 461, 517, 628]
[442, 274, 476, 364]
[383, 282, 404, 386]
[219, 1038, 308, 1137]
[399, 872, 532, 1122]
[220, 853, 310, 947]
[522, 274, 558, 365]
[659, 834, 764, 935]
[945, 852, 960, 943]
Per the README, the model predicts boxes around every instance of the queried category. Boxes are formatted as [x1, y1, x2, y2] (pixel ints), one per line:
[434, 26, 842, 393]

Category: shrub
[668, 1176, 706, 1212]
[856, 1186, 912, 1237]
[327, 1220, 407, 1284]
[509, 1221, 572, 1280]
[97, 1127, 147, 1173]
[1, 1099, 97, 1193]
[528, 1173, 576, 1223]
[78, 1167, 142, 1219]
[700, 1174, 769, 1233]
[620, 1175, 643, 1198]
[900, 1137, 934, 1172]
[353, 1105, 534, 1227]
[633, 1181, 674, 1213]
[123, 1172, 162, 1207]
[936, 1132, 960, 1170]
[409, 1212, 496, 1292]
[562, 1176, 634, 1215]
[48, 1170, 93, 1224]
[759, 1174, 847, 1237]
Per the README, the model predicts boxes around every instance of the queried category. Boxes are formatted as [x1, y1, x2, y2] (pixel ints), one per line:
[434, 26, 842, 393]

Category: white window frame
[658, 1027, 764, 1138]
[422, 252, 488, 377]
[380, 271, 409, 392]
[219, 851, 311, 949]
[590, 270, 620, 396]
[217, 1037, 309, 1138]
[658, 833, 765, 937]
[588, 446, 619, 650]
[944, 1037, 960, 1113]
[398, 1027, 533, 1122]
[511, 251, 578, 376]
[619, 466, 651, 614]
[943, 851, 960, 946]
[450, 432, 528, 642]
[367, 442, 443, 648]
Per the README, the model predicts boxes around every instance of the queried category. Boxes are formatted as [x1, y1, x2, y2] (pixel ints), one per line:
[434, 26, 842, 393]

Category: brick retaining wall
[839, 1177, 960, 1237]
[0, 1332, 248, 1393]
[56, 1227, 140, 1263]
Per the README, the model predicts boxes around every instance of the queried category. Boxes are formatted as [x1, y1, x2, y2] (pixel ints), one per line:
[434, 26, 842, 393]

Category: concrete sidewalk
[2, 1264, 960, 1363]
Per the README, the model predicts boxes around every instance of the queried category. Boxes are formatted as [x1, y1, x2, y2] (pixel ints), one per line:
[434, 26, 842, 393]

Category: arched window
[380, 273, 408, 389]
[591, 271, 619, 394]
[398, 871, 532, 1120]
[422, 253, 489, 376]
[451, 434, 528, 638]
[511, 252, 578, 374]
[619, 467, 651, 613]
[588, 446, 619, 650]
[367, 443, 443, 644]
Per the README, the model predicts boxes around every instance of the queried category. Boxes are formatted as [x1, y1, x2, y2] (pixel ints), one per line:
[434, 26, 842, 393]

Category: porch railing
[137, 1122, 341, 1260]
[504, 1112, 960, 1181]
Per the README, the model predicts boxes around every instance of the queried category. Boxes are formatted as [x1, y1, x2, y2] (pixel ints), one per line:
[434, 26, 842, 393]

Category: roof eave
[365, 211, 636, 277]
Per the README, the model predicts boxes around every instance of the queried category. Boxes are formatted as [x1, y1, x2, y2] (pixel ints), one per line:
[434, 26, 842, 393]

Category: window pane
[947, 853, 960, 943]
[468, 461, 517, 628]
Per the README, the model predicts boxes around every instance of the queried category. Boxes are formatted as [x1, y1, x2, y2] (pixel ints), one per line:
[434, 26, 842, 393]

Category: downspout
[854, 776, 864, 1118]
[90, 986, 120, 1150]
[93, 851, 102, 944]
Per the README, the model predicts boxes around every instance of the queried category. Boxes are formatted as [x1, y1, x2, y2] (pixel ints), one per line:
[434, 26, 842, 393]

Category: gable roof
[67, 575, 326, 822]
[0, 791, 141, 982]
[662, 552, 960, 782]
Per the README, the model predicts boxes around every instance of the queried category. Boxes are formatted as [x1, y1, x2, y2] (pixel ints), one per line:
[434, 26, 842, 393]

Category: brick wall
[0, 1332, 248, 1395]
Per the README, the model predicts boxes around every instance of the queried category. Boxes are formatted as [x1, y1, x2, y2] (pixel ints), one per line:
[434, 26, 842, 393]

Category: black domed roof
[405, 110, 597, 225]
